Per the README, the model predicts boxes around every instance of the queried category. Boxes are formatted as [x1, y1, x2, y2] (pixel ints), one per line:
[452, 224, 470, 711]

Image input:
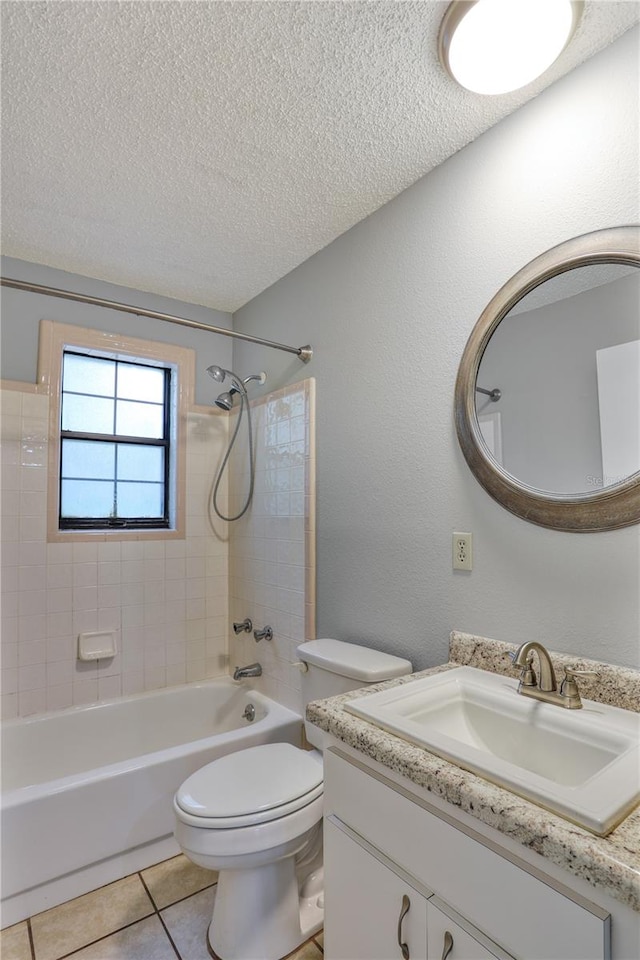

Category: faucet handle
[506, 650, 536, 686]
[559, 665, 597, 708]
[563, 665, 597, 681]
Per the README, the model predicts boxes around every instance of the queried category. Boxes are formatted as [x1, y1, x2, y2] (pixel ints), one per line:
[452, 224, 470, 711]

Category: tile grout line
[151, 881, 219, 913]
[41, 913, 157, 960]
[23, 863, 218, 960]
[23, 858, 319, 960]
[137, 872, 182, 960]
[26, 867, 157, 960]
[27, 917, 36, 960]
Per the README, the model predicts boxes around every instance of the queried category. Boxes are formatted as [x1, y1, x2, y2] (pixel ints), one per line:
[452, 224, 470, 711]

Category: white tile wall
[0, 390, 229, 718]
[0, 380, 315, 720]
[229, 379, 316, 714]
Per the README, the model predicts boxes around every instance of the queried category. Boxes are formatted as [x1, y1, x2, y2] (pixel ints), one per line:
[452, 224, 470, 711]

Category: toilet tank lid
[297, 638, 412, 682]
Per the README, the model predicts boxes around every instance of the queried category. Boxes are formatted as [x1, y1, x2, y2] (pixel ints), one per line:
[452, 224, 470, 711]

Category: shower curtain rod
[0, 277, 313, 363]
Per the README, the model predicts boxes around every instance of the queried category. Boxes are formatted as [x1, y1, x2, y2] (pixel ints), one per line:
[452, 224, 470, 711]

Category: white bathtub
[1, 680, 302, 924]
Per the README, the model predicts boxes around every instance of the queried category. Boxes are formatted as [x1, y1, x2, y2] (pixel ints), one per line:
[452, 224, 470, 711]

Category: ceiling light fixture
[439, 0, 583, 96]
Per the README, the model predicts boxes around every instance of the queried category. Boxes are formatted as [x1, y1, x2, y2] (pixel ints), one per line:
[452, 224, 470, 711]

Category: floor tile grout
[137, 869, 162, 914]
[42, 913, 156, 960]
[27, 917, 36, 960]
[138, 871, 182, 960]
[20, 857, 322, 960]
[27, 866, 212, 960]
[156, 881, 219, 914]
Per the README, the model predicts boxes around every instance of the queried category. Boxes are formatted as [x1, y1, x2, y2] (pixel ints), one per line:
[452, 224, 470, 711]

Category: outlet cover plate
[453, 532, 473, 571]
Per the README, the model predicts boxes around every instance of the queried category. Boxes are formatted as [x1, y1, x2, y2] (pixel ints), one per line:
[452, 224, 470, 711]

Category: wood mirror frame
[454, 226, 640, 532]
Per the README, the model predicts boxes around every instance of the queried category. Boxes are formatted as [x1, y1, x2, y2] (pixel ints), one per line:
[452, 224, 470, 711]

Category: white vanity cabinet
[325, 817, 507, 960]
[324, 747, 615, 960]
[324, 819, 428, 960]
[426, 902, 509, 960]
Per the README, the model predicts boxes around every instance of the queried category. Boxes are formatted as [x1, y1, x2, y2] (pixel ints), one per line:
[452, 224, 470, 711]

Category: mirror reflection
[476, 263, 640, 496]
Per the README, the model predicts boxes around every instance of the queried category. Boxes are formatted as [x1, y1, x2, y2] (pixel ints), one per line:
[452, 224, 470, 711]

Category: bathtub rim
[1, 680, 302, 806]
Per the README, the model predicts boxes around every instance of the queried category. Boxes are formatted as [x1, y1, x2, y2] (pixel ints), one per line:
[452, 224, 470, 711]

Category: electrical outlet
[453, 532, 473, 571]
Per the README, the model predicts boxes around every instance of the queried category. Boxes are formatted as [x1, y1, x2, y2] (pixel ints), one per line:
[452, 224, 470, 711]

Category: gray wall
[0, 259, 233, 404]
[232, 27, 640, 669]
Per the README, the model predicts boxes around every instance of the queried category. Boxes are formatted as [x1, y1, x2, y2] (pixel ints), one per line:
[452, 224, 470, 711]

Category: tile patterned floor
[0, 855, 324, 960]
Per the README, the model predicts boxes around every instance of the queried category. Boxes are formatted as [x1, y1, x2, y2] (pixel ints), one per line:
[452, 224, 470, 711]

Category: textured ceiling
[2, 1, 639, 312]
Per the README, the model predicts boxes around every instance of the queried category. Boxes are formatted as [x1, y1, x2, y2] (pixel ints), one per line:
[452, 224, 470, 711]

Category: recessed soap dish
[78, 630, 117, 661]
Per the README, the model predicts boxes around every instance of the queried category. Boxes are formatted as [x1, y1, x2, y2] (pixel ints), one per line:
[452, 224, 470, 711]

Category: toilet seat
[175, 743, 323, 829]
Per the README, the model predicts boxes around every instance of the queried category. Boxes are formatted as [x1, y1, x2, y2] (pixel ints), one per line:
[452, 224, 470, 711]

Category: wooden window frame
[39, 320, 194, 542]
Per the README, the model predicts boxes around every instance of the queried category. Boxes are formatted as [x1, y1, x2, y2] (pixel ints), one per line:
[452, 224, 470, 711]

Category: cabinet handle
[397, 894, 411, 959]
[441, 930, 454, 960]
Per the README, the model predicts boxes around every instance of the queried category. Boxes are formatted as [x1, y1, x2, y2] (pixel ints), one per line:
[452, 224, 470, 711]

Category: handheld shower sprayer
[206, 364, 267, 522]
[206, 366, 266, 409]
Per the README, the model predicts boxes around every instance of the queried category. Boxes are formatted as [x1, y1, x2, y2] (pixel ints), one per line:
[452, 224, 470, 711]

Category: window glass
[116, 482, 164, 517]
[61, 394, 114, 434]
[117, 363, 165, 403]
[60, 480, 115, 518]
[116, 445, 164, 483]
[61, 440, 115, 480]
[115, 399, 164, 438]
[59, 351, 169, 528]
[62, 354, 115, 396]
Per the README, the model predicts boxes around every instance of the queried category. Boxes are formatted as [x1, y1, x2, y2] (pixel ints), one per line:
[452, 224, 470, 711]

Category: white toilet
[173, 638, 412, 960]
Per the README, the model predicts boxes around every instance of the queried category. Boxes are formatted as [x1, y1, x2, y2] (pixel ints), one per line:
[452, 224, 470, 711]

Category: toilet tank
[297, 638, 412, 748]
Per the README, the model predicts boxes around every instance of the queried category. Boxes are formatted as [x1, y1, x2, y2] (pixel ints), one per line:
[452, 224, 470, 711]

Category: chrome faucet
[509, 641, 596, 710]
[233, 662, 262, 680]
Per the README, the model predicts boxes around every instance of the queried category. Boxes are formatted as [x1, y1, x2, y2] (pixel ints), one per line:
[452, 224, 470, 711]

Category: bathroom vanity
[308, 633, 640, 960]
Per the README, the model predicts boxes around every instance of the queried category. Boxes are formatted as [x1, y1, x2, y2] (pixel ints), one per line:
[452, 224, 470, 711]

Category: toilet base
[207, 859, 323, 960]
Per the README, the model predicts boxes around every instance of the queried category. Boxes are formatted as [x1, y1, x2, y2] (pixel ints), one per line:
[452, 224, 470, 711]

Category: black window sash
[59, 354, 171, 530]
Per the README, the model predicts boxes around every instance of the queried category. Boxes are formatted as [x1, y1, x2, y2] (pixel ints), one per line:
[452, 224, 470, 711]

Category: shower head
[206, 364, 227, 383]
[207, 365, 266, 411]
[215, 390, 236, 411]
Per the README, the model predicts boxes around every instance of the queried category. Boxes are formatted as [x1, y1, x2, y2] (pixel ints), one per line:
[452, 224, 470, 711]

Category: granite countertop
[307, 632, 640, 912]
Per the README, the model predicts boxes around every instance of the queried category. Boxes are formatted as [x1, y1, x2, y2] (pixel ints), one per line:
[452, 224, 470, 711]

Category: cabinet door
[325, 817, 428, 960]
[427, 903, 507, 960]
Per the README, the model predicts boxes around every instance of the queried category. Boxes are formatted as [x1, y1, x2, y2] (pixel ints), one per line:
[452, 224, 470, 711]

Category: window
[59, 352, 170, 529]
[40, 320, 194, 541]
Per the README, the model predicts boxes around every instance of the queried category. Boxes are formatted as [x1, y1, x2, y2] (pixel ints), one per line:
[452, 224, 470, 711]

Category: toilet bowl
[173, 639, 412, 960]
[174, 743, 324, 960]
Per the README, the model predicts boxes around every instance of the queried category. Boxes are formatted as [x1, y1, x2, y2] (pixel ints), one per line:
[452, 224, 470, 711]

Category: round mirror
[455, 226, 640, 531]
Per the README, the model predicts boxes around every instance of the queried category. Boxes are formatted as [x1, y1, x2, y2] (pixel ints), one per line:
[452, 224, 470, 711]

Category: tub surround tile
[141, 855, 217, 910]
[0, 920, 33, 960]
[30, 875, 154, 960]
[229, 379, 316, 715]
[66, 916, 176, 960]
[305, 634, 640, 912]
[0, 391, 229, 720]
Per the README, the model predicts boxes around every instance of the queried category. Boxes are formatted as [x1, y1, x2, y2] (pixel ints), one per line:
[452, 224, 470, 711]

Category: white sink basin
[344, 666, 640, 835]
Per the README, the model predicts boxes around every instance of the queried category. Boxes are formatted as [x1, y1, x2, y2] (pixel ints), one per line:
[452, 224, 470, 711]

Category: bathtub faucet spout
[233, 663, 262, 680]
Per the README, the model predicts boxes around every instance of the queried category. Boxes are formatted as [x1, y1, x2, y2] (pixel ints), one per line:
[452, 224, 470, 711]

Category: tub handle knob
[253, 626, 273, 642]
